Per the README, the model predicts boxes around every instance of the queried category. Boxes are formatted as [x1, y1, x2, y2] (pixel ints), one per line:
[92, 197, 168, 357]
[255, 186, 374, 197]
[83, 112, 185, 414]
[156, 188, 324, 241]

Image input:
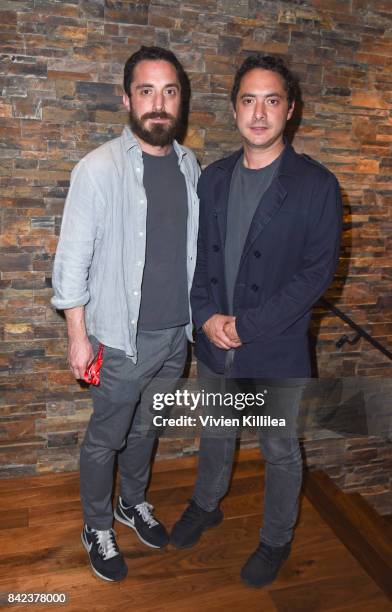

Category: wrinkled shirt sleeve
[51, 159, 104, 311]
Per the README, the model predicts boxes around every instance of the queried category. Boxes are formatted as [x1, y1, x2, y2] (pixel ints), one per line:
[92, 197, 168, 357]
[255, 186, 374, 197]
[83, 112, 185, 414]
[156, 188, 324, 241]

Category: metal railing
[317, 297, 392, 362]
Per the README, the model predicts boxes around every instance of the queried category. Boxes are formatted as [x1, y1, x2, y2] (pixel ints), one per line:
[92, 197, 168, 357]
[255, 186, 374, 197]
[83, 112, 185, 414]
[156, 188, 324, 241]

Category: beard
[128, 107, 181, 147]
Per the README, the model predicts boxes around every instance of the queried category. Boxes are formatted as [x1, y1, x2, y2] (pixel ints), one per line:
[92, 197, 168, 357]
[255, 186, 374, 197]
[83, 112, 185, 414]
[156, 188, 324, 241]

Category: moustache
[141, 111, 176, 121]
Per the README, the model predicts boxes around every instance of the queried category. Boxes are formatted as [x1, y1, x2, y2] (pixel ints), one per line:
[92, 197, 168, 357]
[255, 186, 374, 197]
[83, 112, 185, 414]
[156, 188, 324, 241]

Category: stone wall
[0, 0, 391, 512]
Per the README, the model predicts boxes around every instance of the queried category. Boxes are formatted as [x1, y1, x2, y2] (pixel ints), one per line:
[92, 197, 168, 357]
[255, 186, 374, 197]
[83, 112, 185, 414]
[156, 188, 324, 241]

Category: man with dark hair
[52, 46, 199, 582]
[230, 54, 297, 108]
[171, 54, 341, 588]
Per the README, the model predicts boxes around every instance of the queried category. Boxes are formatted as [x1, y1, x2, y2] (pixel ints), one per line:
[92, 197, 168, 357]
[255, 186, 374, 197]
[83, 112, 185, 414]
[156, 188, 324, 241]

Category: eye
[140, 88, 152, 96]
[267, 98, 280, 106]
[242, 97, 254, 105]
[165, 88, 177, 96]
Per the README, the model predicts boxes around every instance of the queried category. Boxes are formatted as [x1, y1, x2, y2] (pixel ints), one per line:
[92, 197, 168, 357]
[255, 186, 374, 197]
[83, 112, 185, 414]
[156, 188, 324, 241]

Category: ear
[232, 102, 237, 122]
[122, 93, 131, 111]
[287, 101, 295, 121]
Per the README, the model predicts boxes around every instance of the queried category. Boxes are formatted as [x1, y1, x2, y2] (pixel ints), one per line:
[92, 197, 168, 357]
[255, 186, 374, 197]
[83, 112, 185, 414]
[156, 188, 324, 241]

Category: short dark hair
[123, 45, 188, 97]
[230, 54, 298, 108]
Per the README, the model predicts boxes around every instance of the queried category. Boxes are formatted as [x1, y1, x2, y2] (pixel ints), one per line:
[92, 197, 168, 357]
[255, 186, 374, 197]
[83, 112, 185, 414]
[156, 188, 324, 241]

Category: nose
[153, 91, 165, 112]
[253, 99, 265, 121]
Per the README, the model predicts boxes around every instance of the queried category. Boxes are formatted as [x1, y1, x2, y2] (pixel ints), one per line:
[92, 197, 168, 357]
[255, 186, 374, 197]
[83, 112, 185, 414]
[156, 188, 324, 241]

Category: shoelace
[134, 501, 159, 528]
[92, 528, 119, 560]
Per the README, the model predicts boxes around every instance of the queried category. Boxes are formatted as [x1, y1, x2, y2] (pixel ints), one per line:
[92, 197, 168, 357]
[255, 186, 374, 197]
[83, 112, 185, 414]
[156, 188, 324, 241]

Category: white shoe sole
[114, 508, 162, 549]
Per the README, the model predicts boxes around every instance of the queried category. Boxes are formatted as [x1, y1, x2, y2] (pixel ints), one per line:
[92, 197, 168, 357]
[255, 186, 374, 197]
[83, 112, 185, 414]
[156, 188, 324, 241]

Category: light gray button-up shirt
[51, 126, 200, 362]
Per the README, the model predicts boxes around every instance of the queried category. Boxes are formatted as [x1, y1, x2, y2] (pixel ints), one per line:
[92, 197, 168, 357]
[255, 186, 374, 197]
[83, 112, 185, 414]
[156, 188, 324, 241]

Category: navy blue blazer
[191, 143, 342, 378]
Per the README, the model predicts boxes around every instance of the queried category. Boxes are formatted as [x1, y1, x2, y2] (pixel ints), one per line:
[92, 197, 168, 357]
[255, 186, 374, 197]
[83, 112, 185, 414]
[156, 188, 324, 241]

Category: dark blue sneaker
[170, 499, 223, 549]
[81, 524, 128, 582]
[114, 498, 169, 548]
[240, 542, 291, 588]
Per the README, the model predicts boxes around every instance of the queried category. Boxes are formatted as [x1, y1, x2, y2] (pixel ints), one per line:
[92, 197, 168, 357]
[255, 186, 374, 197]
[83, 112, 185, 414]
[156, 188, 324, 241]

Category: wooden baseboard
[304, 469, 392, 600]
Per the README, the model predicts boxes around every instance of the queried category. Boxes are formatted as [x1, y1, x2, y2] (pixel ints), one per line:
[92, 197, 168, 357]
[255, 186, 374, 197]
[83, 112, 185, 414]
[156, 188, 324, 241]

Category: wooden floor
[0, 449, 391, 612]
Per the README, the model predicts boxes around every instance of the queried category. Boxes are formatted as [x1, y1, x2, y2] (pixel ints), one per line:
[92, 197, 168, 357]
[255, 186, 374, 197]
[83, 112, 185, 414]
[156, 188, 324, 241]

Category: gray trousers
[80, 327, 187, 530]
[193, 359, 303, 548]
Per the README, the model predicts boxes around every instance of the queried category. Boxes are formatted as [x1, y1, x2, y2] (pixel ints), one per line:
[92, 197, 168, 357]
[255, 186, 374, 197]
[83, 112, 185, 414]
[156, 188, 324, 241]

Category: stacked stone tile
[0, 1, 391, 512]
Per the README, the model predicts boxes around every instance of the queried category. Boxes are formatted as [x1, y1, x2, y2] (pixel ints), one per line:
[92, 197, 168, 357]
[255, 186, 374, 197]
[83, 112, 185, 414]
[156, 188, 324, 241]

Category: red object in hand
[83, 344, 104, 385]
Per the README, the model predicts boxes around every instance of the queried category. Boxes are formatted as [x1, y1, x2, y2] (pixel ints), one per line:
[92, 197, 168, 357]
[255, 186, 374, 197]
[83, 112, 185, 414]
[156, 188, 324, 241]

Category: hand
[202, 314, 242, 350]
[67, 336, 94, 380]
[224, 319, 242, 346]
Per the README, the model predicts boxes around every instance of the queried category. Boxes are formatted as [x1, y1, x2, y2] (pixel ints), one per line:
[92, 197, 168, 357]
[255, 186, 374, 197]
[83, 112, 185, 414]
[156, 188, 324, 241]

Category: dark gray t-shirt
[225, 153, 282, 313]
[138, 147, 189, 330]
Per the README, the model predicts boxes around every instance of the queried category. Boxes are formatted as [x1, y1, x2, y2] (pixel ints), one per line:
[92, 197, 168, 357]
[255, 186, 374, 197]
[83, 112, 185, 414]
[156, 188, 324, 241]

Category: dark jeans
[193, 358, 303, 547]
[80, 327, 187, 530]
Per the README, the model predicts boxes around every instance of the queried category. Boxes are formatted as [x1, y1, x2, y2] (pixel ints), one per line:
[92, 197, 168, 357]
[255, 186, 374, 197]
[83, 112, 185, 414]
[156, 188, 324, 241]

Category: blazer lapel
[212, 142, 295, 257]
[240, 177, 288, 261]
[213, 180, 230, 248]
[213, 149, 242, 247]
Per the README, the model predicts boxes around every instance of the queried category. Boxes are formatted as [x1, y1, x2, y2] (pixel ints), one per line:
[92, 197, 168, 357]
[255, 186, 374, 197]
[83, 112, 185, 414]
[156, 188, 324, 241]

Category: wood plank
[331, 598, 392, 612]
[0, 451, 264, 511]
[0, 508, 28, 529]
[0, 501, 374, 587]
[0, 471, 81, 493]
[0, 567, 277, 612]
[0, 451, 390, 611]
[304, 469, 392, 600]
[270, 574, 390, 611]
[0, 528, 385, 611]
[0, 448, 261, 494]
[0, 471, 265, 512]
[0, 481, 81, 511]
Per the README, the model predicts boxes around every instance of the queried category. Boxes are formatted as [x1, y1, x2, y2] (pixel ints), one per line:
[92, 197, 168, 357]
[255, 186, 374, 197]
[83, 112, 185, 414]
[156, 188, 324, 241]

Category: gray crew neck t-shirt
[138, 147, 189, 330]
[225, 152, 282, 314]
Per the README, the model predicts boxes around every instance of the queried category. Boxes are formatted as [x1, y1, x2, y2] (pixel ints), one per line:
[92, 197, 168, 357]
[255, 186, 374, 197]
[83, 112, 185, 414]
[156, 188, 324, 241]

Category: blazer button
[213, 244, 220, 252]
[254, 250, 261, 258]
[251, 284, 259, 292]
[211, 277, 218, 285]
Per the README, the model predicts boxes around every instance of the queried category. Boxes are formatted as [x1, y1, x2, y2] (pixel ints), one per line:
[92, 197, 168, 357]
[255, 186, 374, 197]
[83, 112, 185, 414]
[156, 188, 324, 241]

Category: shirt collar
[121, 126, 140, 151]
[121, 126, 187, 161]
[216, 139, 297, 177]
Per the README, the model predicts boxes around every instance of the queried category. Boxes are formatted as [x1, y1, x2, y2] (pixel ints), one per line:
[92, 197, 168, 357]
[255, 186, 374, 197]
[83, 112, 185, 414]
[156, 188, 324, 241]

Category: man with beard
[51, 46, 199, 582]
